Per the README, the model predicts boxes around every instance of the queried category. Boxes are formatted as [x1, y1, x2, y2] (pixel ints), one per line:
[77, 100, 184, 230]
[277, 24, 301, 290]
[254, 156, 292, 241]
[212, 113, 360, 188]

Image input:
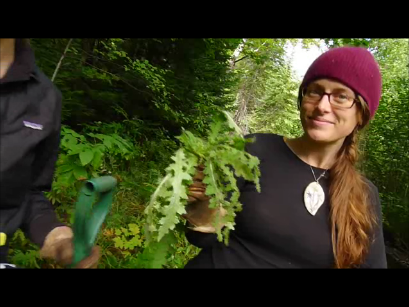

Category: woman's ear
[355, 95, 369, 130]
[355, 114, 364, 131]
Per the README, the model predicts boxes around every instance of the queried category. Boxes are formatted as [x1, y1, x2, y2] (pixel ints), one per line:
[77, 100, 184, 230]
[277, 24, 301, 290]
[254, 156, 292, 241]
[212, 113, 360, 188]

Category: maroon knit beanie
[300, 46, 382, 119]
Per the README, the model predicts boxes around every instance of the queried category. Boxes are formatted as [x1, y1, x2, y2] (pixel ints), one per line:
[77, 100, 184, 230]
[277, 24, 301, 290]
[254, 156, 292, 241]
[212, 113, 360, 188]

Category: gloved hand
[183, 165, 226, 233]
[40, 226, 100, 268]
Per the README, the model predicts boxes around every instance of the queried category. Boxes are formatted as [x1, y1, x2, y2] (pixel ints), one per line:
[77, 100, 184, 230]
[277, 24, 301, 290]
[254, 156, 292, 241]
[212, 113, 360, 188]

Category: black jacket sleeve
[185, 225, 219, 248]
[21, 87, 65, 247]
[360, 182, 388, 268]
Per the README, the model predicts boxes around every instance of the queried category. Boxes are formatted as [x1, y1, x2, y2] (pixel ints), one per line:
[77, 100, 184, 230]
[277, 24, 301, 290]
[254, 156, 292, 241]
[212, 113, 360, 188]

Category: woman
[0, 38, 99, 268]
[183, 46, 387, 268]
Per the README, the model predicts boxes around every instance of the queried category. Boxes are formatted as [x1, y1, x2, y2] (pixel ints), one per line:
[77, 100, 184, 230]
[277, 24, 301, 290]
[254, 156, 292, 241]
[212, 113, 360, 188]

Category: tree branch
[234, 55, 248, 64]
[51, 38, 73, 82]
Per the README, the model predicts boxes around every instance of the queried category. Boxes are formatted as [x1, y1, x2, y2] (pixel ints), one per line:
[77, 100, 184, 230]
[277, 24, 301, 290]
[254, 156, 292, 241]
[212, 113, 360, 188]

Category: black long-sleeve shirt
[184, 133, 387, 268]
[0, 39, 64, 262]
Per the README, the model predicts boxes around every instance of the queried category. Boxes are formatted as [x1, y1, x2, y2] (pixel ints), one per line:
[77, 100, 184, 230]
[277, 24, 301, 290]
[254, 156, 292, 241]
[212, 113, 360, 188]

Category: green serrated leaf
[129, 224, 140, 235]
[129, 236, 142, 248]
[203, 160, 224, 206]
[113, 237, 124, 249]
[144, 110, 261, 245]
[121, 227, 129, 237]
[156, 149, 196, 241]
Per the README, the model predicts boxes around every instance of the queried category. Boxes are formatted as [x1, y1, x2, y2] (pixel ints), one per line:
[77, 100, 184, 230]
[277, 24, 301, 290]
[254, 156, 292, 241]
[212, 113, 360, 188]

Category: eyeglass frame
[300, 86, 360, 110]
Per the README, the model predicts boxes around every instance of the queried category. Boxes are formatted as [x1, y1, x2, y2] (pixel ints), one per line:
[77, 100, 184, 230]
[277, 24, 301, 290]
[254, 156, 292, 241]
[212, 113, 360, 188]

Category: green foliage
[134, 232, 177, 268]
[164, 230, 200, 268]
[112, 224, 143, 251]
[248, 63, 303, 138]
[98, 215, 198, 268]
[230, 38, 304, 138]
[145, 111, 261, 246]
[46, 125, 134, 207]
[31, 38, 241, 134]
[8, 230, 42, 268]
[357, 39, 409, 248]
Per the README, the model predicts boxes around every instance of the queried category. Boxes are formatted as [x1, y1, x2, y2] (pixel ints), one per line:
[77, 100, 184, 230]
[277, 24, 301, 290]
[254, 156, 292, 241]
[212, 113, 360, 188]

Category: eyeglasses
[301, 87, 358, 109]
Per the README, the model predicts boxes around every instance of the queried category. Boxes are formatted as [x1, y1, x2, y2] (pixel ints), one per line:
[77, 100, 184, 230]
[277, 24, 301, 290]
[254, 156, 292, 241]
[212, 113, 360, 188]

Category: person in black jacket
[183, 46, 388, 269]
[0, 38, 99, 268]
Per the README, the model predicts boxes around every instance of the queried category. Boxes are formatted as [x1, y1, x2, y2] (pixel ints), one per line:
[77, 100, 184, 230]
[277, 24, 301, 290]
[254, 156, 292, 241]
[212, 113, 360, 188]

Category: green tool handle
[71, 176, 117, 267]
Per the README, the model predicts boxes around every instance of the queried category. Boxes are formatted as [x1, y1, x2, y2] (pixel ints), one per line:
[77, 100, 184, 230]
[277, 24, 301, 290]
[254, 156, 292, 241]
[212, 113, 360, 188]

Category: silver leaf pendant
[304, 181, 325, 216]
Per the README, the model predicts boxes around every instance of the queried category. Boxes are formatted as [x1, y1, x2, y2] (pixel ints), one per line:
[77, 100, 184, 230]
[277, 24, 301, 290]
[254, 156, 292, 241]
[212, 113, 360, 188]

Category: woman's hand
[183, 165, 226, 233]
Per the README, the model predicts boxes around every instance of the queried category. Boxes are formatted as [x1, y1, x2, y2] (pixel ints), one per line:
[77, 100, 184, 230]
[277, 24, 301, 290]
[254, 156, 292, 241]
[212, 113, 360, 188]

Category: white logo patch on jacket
[23, 121, 43, 130]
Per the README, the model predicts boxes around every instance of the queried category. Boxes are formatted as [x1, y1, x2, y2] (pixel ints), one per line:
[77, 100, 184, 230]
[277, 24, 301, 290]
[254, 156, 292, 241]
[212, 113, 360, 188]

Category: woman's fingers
[187, 196, 196, 203]
[189, 187, 205, 193]
[192, 170, 205, 181]
[187, 190, 209, 203]
[188, 191, 205, 198]
[187, 165, 207, 203]
[196, 164, 205, 171]
[189, 181, 205, 188]
[189, 182, 206, 192]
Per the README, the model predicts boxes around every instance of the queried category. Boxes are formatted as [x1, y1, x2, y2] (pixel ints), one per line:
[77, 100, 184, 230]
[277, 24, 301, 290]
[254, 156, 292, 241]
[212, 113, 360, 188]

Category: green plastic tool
[71, 176, 117, 267]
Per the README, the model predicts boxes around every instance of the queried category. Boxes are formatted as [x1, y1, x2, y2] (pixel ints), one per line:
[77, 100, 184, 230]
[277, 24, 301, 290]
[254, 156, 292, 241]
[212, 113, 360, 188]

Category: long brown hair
[328, 96, 377, 268]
